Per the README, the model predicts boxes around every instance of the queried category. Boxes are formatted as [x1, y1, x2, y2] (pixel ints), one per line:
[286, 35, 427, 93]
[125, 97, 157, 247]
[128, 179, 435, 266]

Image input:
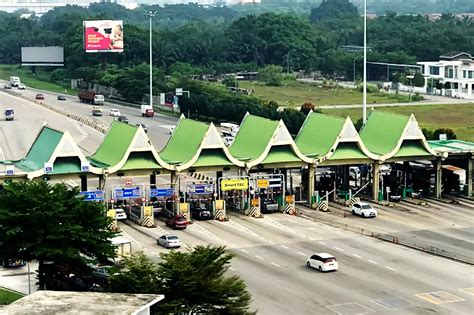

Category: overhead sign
[81, 161, 90, 172]
[115, 187, 141, 199]
[150, 188, 174, 198]
[84, 20, 124, 53]
[257, 179, 269, 188]
[5, 165, 14, 176]
[125, 178, 133, 186]
[44, 162, 54, 173]
[221, 179, 248, 191]
[187, 184, 214, 194]
[79, 190, 104, 201]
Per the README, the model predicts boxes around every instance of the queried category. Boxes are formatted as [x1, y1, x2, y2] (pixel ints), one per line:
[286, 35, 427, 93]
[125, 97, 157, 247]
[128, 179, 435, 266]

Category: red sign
[126, 178, 132, 186]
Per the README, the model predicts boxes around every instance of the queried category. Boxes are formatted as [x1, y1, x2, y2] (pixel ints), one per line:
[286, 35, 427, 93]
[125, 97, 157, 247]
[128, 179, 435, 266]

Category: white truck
[140, 105, 154, 117]
[9, 76, 21, 87]
[220, 122, 239, 137]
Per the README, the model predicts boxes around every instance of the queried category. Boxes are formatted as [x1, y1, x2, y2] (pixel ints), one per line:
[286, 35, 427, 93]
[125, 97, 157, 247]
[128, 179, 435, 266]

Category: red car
[35, 93, 44, 100]
[166, 215, 188, 230]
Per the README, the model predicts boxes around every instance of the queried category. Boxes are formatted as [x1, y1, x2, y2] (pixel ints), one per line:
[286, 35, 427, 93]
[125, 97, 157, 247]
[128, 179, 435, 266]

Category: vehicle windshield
[362, 205, 373, 210]
[323, 258, 336, 263]
[176, 217, 186, 222]
[168, 236, 178, 240]
[5, 110, 13, 115]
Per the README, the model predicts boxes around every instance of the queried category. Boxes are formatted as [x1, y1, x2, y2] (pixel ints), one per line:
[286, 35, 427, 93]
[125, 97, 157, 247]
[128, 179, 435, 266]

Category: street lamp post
[146, 11, 158, 107]
[363, 0, 367, 124]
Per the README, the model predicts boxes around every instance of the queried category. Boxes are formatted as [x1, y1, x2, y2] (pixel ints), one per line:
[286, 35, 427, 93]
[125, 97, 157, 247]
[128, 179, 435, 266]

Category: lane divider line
[229, 267, 236, 271]
[271, 262, 280, 267]
[318, 241, 327, 245]
[240, 249, 249, 254]
[298, 252, 306, 256]
[280, 245, 289, 249]
[369, 260, 378, 264]
[352, 253, 362, 258]
[386, 266, 397, 271]
[334, 247, 344, 252]
[256, 255, 265, 261]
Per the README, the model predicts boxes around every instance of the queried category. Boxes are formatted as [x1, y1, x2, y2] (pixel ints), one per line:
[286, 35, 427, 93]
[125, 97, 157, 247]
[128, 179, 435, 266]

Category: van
[9, 76, 20, 87]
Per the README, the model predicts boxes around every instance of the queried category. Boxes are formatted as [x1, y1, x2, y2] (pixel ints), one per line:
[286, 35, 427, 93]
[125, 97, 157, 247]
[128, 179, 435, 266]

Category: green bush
[358, 84, 379, 93]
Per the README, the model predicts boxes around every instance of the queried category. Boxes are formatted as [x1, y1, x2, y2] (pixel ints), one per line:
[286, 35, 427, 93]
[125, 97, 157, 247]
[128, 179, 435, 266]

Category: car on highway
[92, 107, 103, 116]
[261, 198, 279, 213]
[4, 109, 14, 121]
[116, 115, 129, 124]
[35, 93, 44, 100]
[109, 108, 121, 117]
[115, 209, 127, 221]
[191, 208, 212, 221]
[135, 123, 148, 133]
[157, 234, 181, 249]
[307, 253, 338, 272]
[351, 202, 377, 218]
[4, 83, 12, 89]
[165, 215, 188, 230]
[223, 136, 234, 147]
[17, 83, 26, 90]
[169, 126, 175, 134]
[57, 95, 67, 101]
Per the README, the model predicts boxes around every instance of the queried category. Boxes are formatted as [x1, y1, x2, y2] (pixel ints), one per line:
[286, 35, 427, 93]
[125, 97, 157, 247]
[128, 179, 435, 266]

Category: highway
[2, 83, 474, 314]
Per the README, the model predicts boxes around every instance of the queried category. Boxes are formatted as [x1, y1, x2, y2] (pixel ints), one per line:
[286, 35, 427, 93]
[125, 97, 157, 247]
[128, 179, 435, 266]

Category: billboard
[83, 20, 123, 53]
[21, 46, 64, 66]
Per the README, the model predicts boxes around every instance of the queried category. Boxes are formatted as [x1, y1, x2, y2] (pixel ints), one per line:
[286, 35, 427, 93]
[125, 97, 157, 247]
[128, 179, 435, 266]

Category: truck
[140, 105, 154, 117]
[9, 76, 21, 87]
[78, 91, 105, 105]
[220, 122, 239, 137]
[4, 109, 14, 121]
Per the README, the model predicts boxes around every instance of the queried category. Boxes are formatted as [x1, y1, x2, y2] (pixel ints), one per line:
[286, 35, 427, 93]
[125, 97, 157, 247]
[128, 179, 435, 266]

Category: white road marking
[369, 260, 378, 264]
[229, 267, 236, 271]
[0, 146, 6, 161]
[352, 253, 362, 258]
[298, 251, 306, 256]
[301, 234, 307, 238]
[240, 249, 249, 254]
[386, 266, 397, 271]
[280, 245, 289, 249]
[271, 262, 280, 267]
[309, 238, 317, 241]
[318, 241, 327, 245]
[256, 255, 265, 261]
[334, 247, 344, 252]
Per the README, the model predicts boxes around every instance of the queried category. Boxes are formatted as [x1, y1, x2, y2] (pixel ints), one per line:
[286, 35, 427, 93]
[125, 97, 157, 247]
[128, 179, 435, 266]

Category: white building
[418, 51, 474, 99]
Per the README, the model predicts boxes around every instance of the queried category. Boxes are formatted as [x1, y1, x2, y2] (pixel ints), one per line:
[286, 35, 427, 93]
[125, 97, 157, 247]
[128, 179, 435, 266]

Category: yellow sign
[285, 195, 294, 203]
[143, 206, 152, 217]
[215, 200, 225, 210]
[257, 179, 269, 188]
[179, 203, 189, 213]
[221, 179, 248, 191]
[106, 209, 116, 219]
[251, 198, 259, 207]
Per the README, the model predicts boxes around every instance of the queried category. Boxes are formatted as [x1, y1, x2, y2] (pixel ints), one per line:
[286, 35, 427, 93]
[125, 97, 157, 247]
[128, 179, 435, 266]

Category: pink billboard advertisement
[83, 20, 124, 53]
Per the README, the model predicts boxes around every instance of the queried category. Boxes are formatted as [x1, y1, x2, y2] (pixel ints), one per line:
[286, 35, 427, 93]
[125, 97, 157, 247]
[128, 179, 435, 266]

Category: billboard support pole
[147, 11, 158, 107]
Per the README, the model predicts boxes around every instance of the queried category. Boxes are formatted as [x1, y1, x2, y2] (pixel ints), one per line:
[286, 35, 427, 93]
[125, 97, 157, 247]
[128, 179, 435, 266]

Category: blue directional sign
[79, 190, 104, 202]
[187, 184, 214, 194]
[150, 188, 174, 198]
[115, 188, 141, 199]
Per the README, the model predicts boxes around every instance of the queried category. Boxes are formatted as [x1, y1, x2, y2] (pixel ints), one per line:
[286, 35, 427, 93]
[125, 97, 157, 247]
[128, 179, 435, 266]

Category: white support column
[308, 164, 315, 205]
[434, 158, 442, 198]
[372, 162, 380, 202]
[467, 157, 473, 197]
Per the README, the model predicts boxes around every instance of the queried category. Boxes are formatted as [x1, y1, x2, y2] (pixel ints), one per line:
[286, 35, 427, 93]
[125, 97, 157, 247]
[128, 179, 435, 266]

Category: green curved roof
[90, 122, 137, 167]
[228, 115, 278, 161]
[159, 119, 209, 165]
[121, 152, 162, 170]
[51, 157, 82, 174]
[192, 149, 233, 167]
[393, 140, 431, 158]
[328, 142, 368, 161]
[261, 146, 301, 164]
[295, 113, 345, 158]
[16, 126, 63, 172]
[360, 111, 409, 156]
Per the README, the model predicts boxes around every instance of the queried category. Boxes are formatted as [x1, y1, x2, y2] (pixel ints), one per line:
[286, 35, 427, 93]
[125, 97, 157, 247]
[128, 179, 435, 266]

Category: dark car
[135, 123, 148, 133]
[117, 116, 129, 124]
[35, 93, 44, 100]
[4, 83, 12, 89]
[261, 198, 279, 213]
[191, 208, 212, 221]
[166, 215, 188, 230]
[57, 95, 67, 101]
[2, 258, 26, 268]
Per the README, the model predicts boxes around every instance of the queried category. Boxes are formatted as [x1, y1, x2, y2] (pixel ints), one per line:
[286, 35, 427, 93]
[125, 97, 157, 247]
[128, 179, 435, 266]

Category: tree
[258, 65, 284, 86]
[0, 181, 117, 290]
[300, 102, 315, 115]
[110, 246, 253, 314]
[433, 128, 457, 140]
[310, 0, 358, 23]
[413, 72, 425, 87]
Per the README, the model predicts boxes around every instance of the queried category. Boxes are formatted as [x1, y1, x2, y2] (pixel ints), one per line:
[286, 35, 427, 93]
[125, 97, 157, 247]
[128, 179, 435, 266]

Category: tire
[352, 210, 356, 215]
[306, 261, 311, 268]
[318, 266, 322, 272]
[362, 212, 367, 218]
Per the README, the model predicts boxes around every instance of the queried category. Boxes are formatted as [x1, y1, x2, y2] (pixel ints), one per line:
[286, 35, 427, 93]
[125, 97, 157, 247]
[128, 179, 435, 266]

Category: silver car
[157, 234, 181, 249]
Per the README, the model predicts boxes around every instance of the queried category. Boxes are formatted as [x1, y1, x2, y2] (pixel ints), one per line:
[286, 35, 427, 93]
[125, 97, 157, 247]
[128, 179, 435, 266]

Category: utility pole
[146, 11, 158, 107]
[363, 0, 367, 124]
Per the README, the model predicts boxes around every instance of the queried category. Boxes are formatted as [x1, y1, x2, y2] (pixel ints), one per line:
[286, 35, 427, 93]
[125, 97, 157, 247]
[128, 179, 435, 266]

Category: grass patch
[0, 288, 24, 305]
[240, 80, 412, 107]
[0, 64, 76, 96]
[322, 103, 474, 142]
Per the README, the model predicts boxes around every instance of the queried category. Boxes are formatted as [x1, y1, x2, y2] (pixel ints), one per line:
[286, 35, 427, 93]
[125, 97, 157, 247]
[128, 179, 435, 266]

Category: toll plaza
[1, 111, 473, 228]
[184, 182, 215, 221]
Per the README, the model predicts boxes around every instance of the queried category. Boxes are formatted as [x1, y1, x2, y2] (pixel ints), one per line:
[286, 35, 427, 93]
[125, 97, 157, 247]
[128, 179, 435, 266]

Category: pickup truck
[78, 91, 105, 105]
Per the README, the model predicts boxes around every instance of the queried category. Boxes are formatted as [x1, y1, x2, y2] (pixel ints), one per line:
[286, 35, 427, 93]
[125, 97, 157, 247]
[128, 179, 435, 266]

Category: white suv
[351, 202, 377, 218]
[307, 253, 338, 272]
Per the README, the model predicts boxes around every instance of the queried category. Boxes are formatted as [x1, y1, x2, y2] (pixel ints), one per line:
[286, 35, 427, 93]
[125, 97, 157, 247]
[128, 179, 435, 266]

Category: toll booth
[218, 176, 250, 215]
[185, 183, 215, 220]
[149, 187, 175, 217]
[251, 174, 284, 214]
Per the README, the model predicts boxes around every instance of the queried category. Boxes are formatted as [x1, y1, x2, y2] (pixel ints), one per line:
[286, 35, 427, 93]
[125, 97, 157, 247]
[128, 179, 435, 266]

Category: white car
[351, 202, 377, 218]
[17, 83, 26, 90]
[169, 126, 175, 134]
[157, 234, 181, 249]
[115, 209, 127, 221]
[307, 253, 338, 272]
[109, 108, 121, 117]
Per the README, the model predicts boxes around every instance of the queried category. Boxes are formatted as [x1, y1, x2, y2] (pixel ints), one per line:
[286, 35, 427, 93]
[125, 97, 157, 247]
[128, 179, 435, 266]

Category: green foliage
[433, 128, 457, 140]
[258, 65, 284, 86]
[300, 102, 315, 115]
[422, 128, 434, 140]
[358, 84, 379, 93]
[169, 62, 203, 76]
[0, 288, 24, 305]
[0, 181, 117, 289]
[110, 246, 253, 314]
[222, 75, 239, 88]
[310, 0, 358, 23]
[413, 72, 425, 87]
